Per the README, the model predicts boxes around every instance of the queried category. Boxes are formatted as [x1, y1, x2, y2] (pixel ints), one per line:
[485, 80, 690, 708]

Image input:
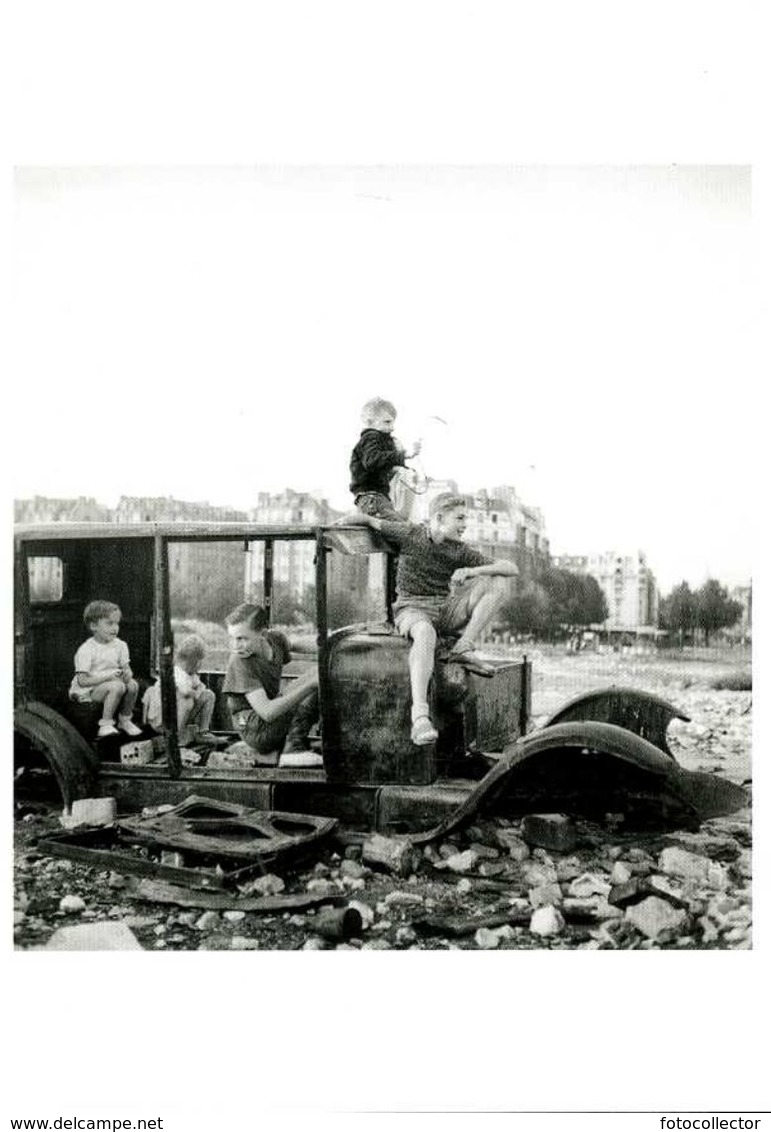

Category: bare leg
[118, 678, 139, 719]
[177, 695, 196, 744]
[407, 621, 437, 723]
[91, 679, 127, 724]
[116, 679, 142, 735]
[184, 688, 216, 740]
[282, 688, 319, 753]
[195, 687, 216, 732]
[452, 577, 511, 652]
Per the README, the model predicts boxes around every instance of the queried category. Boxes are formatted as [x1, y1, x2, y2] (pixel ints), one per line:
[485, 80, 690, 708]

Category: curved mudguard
[543, 686, 689, 758]
[14, 702, 100, 809]
[410, 720, 748, 844]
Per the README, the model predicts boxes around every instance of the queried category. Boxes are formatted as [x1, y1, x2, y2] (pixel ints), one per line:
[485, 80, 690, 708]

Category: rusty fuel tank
[322, 630, 530, 787]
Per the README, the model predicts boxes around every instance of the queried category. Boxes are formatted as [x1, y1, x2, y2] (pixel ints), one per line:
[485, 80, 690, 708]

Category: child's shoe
[410, 716, 438, 745]
[118, 717, 143, 737]
[195, 731, 228, 748]
[97, 721, 119, 738]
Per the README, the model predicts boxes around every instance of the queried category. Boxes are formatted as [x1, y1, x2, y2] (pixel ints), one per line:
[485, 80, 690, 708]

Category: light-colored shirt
[69, 637, 130, 701]
[174, 665, 200, 696]
[142, 665, 204, 728]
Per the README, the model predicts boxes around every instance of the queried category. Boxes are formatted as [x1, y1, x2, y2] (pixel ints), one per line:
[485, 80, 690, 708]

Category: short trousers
[393, 579, 481, 638]
[230, 690, 318, 756]
[354, 492, 405, 521]
[231, 708, 291, 755]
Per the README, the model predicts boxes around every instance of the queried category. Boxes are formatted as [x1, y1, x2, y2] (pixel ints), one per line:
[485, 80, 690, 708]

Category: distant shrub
[710, 670, 752, 691]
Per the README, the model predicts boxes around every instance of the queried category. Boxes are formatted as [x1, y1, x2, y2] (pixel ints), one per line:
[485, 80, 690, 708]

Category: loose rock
[60, 797, 117, 829]
[363, 834, 416, 876]
[522, 814, 577, 853]
[384, 891, 424, 909]
[523, 862, 558, 887]
[625, 897, 688, 941]
[610, 862, 633, 886]
[340, 859, 366, 880]
[475, 927, 501, 949]
[659, 847, 709, 882]
[469, 843, 500, 861]
[568, 873, 611, 899]
[45, 921, 142, 951]
[242, 874, 286, 897]
[530, 906, 565, 937]
[59, 894, 86, 914]
[302, 937, 329, 950]
[305, 879, 337, 897]
[529, 883, 563, 909]
[494, 830, 530, 861]
[445, 850, 480, 874]
[556, 856, 584, 882]
[395, 926, 418, 947]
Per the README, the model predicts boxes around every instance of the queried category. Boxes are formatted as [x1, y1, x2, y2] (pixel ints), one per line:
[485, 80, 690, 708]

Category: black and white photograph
[12, 165, 753, 956]
[5, 5, 766, 1129]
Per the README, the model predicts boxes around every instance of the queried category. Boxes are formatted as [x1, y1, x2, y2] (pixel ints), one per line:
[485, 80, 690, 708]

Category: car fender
[14, 702, 99, 809]
[411, 720, 747, 843]
[543, 686, 690, 758]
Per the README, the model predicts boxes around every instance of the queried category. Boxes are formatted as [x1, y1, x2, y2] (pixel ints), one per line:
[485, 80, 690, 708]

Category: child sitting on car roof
[349, 397, 422, 519]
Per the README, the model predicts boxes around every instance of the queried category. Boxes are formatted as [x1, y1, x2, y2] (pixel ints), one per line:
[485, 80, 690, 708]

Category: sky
[12, 165, 753, 592]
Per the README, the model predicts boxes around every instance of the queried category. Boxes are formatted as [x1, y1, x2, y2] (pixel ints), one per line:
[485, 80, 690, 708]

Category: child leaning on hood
[221, 603, 322, 768]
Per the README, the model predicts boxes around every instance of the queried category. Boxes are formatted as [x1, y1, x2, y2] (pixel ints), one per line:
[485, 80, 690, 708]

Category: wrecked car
[14, 520, 748, 844]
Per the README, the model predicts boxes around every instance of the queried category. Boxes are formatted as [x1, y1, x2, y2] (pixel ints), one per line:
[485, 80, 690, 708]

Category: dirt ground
[14, 647, 752, 952]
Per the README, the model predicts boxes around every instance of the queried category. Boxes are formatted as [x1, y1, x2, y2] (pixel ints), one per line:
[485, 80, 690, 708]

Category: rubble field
[14, 649, 751, 951]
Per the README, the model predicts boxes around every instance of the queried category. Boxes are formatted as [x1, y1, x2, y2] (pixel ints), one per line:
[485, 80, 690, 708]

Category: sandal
[410, 716, 438, 745]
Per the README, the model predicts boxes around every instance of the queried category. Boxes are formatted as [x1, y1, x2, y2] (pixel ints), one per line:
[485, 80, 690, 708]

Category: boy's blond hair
[361, 397, 397, 425]
[175, 634, 206, 666]
[429, 492, 467, 519]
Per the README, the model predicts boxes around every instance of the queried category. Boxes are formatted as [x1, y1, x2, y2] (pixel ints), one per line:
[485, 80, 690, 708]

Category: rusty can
[313, 906, 363, 941]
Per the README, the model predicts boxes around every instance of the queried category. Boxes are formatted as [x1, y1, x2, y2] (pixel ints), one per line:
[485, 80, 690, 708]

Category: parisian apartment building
[552, 550, 659, 632]
[16, 485, 551, 620]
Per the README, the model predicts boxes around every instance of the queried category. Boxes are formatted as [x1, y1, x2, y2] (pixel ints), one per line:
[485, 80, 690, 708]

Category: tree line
[498, 566, 608, 639]
[497, 572, 745, 646]
[658, 579, 745, 646]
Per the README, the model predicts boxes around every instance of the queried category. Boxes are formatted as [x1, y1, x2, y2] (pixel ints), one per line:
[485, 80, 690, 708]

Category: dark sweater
[349, 429, 406, 496]
[222, 631, 292, 710]
[379, 521, 490, 599]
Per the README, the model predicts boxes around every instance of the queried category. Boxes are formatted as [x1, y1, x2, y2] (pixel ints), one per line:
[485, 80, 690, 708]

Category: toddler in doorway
[142, 633, 218, 745]
[69, 600, 142, 739]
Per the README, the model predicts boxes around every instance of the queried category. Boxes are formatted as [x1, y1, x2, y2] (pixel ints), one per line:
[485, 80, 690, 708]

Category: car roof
[14, 521, 386, 555]
[14, 521, 324, 542]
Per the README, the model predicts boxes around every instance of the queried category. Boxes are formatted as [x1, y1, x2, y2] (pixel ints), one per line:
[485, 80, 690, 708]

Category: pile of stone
[14, 798, 751, 951]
